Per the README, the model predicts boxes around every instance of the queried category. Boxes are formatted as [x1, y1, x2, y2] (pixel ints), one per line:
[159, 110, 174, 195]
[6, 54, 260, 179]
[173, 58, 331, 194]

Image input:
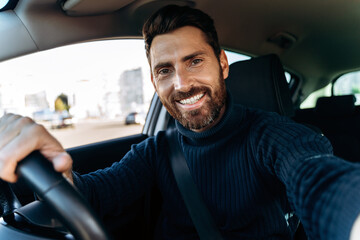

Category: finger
[0, 119, 72, 183]
[51, 151, 73, 173]
[0, 113, 22, 125]
[0, 154, 18, 182]
[0, 124, 40, 182]
[0, 116, 34, 150]
[0, 113, 22, 133]
[0, 122, 52, 182]
[35, 131, 72, 173]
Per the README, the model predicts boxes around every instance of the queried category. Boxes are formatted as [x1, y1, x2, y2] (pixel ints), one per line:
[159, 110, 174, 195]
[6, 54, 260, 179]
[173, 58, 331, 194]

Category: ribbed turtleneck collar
[175, 92, 244, 145]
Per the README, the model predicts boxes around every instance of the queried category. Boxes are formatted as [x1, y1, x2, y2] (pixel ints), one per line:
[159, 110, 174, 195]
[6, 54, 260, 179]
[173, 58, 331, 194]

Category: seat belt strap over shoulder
[166, 128, 224, 240]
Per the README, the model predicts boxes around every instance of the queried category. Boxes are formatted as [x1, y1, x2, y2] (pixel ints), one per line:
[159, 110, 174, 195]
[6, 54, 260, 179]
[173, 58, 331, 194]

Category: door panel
[68, 133, 148, 174]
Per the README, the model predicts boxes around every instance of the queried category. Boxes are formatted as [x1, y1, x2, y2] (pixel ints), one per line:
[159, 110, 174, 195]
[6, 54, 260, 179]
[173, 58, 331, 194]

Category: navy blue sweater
[73, 97, 360, 240]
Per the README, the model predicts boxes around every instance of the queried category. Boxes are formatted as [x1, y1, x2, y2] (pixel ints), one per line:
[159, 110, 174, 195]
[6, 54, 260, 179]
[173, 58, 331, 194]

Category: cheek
[198, 61, 222, 82]
[156, 80, 174, 100]
[197, 70, 220, 87]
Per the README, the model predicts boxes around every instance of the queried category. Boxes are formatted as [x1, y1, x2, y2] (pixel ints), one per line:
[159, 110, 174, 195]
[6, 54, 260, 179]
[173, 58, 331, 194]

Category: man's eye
[158, 68, 171, 75]
[191, 59, 202, 65]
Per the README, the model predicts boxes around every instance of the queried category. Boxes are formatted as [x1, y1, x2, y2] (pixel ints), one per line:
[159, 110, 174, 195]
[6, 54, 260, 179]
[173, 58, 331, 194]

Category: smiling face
[150, 26, 229, 132]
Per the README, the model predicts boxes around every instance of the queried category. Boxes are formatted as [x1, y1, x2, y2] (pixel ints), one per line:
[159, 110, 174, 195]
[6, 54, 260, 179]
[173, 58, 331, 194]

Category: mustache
[172, 87, 209, 102]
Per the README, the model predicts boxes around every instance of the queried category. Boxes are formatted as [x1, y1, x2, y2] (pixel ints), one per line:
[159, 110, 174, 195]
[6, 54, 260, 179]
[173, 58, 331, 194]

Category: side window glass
[0, 0, 9, 10]
[284, 72, 292, 84]
[300, 83, 332, 109]
[301, 71, 360, 109]
[224, 50, 250, 64]
[333, 71, 360, 105]
[0, 39, 154, 148]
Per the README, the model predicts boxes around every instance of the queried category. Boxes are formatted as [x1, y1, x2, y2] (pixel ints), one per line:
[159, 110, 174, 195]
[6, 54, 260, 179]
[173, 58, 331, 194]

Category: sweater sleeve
[253, 114, 360, 240]
[72, 138, 156, 218]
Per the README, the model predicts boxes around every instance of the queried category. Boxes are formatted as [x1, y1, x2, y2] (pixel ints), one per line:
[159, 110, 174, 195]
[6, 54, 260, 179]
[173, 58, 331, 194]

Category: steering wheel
[0, 151, 112, 240]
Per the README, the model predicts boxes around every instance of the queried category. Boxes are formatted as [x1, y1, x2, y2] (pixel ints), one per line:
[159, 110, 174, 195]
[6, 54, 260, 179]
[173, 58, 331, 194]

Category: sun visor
[60, 0, 135, 16]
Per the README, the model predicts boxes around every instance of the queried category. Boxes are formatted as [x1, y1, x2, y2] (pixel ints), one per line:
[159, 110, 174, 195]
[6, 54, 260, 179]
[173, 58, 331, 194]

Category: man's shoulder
[234, 104, 319, 141]
[133, 130, 168, 152]
[234, 103, 293, 126]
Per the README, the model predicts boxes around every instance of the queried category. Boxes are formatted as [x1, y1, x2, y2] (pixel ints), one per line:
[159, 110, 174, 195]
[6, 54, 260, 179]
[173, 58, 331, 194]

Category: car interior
[1, 0, 360, 239]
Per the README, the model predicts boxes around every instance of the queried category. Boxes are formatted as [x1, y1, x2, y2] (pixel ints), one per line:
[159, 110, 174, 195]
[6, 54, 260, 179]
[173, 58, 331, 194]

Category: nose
[173, 67, 192, 92]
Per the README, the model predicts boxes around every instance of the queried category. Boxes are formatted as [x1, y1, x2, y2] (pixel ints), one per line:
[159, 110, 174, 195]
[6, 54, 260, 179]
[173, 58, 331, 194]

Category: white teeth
[179, 93, 204, 105]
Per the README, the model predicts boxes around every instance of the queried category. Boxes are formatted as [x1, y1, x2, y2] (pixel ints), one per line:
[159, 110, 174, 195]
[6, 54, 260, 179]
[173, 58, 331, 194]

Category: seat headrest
[315, 95, 356, 117]
[226, 54, 294, 117]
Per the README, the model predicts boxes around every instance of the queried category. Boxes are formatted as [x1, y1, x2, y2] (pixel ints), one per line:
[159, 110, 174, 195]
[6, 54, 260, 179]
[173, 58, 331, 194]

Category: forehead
[149, 26, 212, 66]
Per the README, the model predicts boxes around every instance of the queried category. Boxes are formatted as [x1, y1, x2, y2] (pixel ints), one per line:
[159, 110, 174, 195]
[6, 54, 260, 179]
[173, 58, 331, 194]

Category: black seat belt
[166, 127, 224, 240]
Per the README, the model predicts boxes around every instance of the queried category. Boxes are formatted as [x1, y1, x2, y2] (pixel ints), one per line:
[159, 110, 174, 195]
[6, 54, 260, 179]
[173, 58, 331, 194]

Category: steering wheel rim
[1, 151, 112, 240]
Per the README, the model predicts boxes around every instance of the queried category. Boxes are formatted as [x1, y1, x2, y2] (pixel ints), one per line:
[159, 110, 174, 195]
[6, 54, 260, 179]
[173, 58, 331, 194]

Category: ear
[219, 50, 229, 79]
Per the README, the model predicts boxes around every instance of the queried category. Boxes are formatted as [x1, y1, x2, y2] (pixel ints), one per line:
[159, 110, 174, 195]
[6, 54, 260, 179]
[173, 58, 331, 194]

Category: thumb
[49, 151, 73, 175]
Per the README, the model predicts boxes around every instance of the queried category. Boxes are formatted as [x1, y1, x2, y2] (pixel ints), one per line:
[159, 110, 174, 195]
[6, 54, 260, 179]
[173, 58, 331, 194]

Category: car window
[0, 0, 9, 9]
[224, 50, 250, 64]
[300, 70, 360, 109]
[0, 39, 154, 148]
[333, 71, 360, 105]
[300, 84, 332, 109]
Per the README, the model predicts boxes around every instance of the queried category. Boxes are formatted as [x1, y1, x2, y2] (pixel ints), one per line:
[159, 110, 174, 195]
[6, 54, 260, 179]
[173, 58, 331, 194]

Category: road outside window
[0, 39, 153, 148]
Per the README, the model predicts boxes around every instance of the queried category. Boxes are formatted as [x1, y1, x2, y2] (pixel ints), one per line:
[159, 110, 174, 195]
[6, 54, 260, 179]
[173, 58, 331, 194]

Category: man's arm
[0, 113, 73, 182]
[70, 138, 156, 218]
[253, 115, 360, 240]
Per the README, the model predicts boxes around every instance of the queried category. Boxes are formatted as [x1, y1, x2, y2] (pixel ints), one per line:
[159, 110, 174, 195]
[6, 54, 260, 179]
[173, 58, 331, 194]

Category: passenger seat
[226, 54, 294, 117]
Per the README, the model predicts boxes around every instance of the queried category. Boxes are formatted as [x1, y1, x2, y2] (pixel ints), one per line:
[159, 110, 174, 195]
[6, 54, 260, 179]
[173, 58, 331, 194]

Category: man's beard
[160, 72, 227, 131]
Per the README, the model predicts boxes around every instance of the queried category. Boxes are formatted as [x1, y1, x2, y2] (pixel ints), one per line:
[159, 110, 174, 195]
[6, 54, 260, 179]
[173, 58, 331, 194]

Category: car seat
[225, 54, 294, 117]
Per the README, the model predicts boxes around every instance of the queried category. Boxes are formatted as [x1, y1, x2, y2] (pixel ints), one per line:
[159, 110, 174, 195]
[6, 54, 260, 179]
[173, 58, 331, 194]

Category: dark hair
[142, 5, 221, 63]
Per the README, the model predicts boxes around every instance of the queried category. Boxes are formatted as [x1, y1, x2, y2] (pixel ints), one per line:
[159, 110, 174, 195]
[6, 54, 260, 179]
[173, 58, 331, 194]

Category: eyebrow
[181, 51, 206, 62]
[153, 51, 206, 72]
[154, 62, 172, 72]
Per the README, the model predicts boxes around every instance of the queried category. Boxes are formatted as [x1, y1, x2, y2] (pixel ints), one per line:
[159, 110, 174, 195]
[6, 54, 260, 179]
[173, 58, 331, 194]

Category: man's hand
[0, 113, 73, 183]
